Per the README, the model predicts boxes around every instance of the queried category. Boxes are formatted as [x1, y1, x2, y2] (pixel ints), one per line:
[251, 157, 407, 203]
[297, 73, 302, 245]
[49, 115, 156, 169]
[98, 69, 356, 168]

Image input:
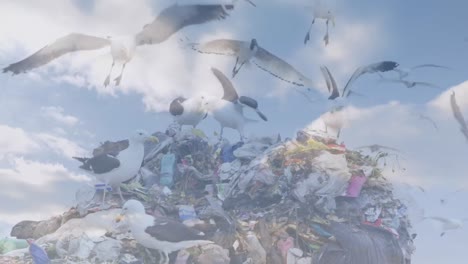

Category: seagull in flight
[319, 65, 367, 100]
[380, 78, 442, 90]
[424, 217, 468, 237]
[3, 4, 236, 87]
[450, 91, 468, 142]
[203, 67, 267, 140]
[304, 0, 336, 46]
[190, 38, 313, 87]
[342, 61, 399, 96]
[394, 64, 450, 80]
[416, 113, 438, 130]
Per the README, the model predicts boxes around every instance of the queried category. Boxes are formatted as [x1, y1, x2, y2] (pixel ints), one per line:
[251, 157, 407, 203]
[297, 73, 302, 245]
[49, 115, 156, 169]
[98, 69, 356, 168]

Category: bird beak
[115, 214, 124, 223]
[146, 136, 159, 143]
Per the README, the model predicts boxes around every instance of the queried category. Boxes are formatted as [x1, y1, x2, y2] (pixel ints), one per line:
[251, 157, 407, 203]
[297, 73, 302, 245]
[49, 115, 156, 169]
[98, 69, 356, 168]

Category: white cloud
[41, 106, 80, 126]
[0, 125, 39, 158]
[0, 157, 89, 186]
[35, 133, 87, 158]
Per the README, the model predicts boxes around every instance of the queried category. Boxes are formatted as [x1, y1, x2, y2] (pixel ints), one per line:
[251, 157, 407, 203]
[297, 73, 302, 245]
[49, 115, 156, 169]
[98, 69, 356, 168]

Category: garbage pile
[2, 128, 416, 264]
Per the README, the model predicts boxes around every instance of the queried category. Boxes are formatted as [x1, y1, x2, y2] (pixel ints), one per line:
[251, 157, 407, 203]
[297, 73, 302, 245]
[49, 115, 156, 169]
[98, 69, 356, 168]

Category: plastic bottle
[160, 153, 176, 187]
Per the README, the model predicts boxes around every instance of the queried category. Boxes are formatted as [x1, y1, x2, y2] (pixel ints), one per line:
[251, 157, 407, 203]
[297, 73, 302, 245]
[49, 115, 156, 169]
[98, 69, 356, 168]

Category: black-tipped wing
[239, 96, 268, 121]
[73, 154, 120, 174]
[211, 67, 239, 102]
[190, 39, 245, 56]
[450, 92, 468, 141]
[239, 96, 258, 109]
[320, 66, 340, 100]
[136, 4, 232, 45]
[169, 97, 186, 116]
[413, 81, 442, 90]
[253, 47, 312, 87]
[145, 218, 207, 243]
[92, 140, 129, 157]
[3, 33, 109, 75]
[342, 61, 398, 95]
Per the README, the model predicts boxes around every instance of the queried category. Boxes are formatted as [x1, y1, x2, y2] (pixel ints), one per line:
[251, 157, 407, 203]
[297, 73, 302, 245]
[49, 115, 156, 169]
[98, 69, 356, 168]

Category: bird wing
[136, 4, 232, 45]
[211, 67, 239, 102]
[414, 81, 442, 90]
[253, 47, 313, 87]
[92, 140, 130, 157]
[343, 61, 399, 95]
[73, 154, 121, 174]
[320, 65, 340, 99]
[425, 216, 451, 224]
[450, 92, 468, 140]
[169, 97, 187, 116]
[239, 96, 268, 121]
[419, 114, 439, 130]
[145, 218, 207, 243]
[190, 39, 245, 56]
[3, 33, 110, 75]
[411, 64, 450, 71]
[342, 66, 366, 95]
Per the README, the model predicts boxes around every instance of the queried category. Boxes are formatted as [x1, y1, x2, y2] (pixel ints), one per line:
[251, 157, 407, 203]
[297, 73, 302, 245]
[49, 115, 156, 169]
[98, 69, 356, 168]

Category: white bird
[380, 78, 442, 90]
[424, 217, 468, 236]
[73, 130, 158, 205]
[304, 0, 336, 45]
[450, 91, 468, 142]
[203, 67, 267, 141]
[394, 64, 450, 80]
[116, 199, 213, 264]
[190, 38, 313, 87]
[169, 96, 208, 128]
[319, 65, 368, 100]
[3, 4, 235, 87]
[416, 113, 438, 130]
[342, 61, 399, 95]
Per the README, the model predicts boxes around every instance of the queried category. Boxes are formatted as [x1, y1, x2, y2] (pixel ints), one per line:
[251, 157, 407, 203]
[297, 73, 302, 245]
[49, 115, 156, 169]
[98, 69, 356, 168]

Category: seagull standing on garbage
[190, 38, 313, 87]
[73, 130, 158, 205]
[169, 96, 208, 128]
[203, 67, 268, 141]
[116, 200, 213, 264]
[304, 0, 336, 45]
[424, 217, 468, 236]
[3, 3, 235, 86]
[394, 64, 450, 80]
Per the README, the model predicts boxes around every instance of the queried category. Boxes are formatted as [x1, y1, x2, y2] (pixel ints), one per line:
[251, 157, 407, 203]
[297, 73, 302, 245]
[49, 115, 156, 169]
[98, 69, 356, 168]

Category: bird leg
[114, 63, 127, 86]
[161, 251, 169, 264]
[304, 18, 315, 44]
[117, 185, 125, 204]
[104, 61, 115, 87]
[324, 20, 330, 45]
[232, 57, 240, 78]
[219, 126, 224, 141]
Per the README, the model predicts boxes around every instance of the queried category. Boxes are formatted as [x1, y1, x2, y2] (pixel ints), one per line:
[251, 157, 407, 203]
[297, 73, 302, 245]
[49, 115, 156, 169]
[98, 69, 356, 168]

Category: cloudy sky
[1, 0, 467, 263]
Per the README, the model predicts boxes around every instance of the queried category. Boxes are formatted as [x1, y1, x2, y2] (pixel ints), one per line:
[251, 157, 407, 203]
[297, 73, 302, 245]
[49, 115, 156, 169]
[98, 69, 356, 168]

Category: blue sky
[1, 0, 468, 263]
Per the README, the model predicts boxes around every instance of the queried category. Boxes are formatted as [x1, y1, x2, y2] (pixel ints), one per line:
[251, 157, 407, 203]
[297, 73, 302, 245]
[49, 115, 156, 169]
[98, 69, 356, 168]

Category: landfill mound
[2, 128, 415, 264]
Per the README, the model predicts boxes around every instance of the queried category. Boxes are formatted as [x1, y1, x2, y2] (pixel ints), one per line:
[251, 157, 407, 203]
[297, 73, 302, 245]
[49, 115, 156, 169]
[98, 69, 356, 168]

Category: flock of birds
[2, 1, 468, 262]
